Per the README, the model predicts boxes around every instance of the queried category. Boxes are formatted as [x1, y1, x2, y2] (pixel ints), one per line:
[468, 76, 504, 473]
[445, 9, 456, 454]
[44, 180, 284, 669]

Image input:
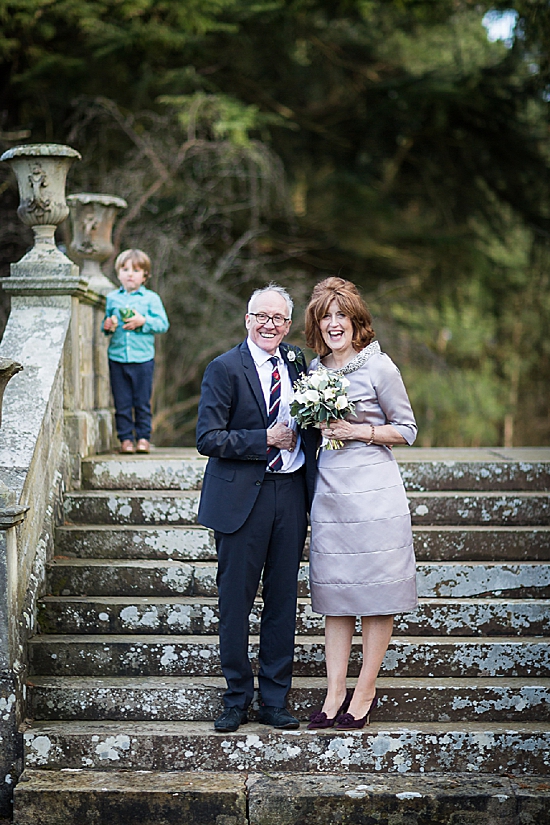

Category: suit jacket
[196, 339, 317, 534]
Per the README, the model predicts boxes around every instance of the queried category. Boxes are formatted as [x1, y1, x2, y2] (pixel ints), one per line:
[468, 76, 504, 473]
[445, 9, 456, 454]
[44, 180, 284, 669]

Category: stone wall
[0, 281, 115, 816]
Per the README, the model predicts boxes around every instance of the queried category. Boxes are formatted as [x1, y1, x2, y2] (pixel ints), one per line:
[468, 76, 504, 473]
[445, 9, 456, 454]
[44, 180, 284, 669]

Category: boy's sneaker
[120, 440, 135, 453]
[136, 438, 150, 453]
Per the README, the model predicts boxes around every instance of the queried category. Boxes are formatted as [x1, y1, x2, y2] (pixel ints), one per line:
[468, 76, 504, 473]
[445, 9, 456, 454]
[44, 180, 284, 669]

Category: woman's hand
[322, 419, 408, 447]
[320, 419, 358, 441]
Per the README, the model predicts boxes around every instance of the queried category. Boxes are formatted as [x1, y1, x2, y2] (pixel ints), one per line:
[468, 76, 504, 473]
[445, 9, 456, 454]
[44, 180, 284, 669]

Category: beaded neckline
[322, 340, 381, 375]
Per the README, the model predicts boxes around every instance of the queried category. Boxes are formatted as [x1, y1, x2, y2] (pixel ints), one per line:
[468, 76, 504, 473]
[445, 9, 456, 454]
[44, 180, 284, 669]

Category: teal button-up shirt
[104, 285, 169, 363]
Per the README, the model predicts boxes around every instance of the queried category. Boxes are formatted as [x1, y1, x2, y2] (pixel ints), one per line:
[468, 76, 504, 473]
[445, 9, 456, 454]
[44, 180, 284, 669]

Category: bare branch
[213, 227, 266, 281]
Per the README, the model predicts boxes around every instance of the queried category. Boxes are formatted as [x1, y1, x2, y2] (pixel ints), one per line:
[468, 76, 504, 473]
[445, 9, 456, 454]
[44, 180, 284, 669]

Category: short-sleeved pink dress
[309, 341, 418, 616]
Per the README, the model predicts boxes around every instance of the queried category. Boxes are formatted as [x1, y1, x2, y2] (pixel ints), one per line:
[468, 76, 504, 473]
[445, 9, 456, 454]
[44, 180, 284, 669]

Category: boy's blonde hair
[114, 249, 151, 280]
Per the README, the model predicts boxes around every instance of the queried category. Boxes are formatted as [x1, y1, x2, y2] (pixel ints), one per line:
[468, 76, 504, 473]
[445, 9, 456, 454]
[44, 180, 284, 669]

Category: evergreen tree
[0, 0, 548, 444]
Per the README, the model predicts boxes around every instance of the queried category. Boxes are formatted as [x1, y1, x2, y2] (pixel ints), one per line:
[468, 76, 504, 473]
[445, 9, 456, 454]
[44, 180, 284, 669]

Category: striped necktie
[266, 356, 283, 472]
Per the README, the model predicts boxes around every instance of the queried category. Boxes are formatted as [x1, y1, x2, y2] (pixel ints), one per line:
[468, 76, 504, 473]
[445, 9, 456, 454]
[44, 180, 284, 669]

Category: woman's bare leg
[347, 615, 394, 719]
[320, 615, 355, 717]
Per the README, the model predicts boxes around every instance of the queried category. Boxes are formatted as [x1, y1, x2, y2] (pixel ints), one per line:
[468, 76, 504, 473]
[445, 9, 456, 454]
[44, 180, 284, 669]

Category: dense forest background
[1, 0, 549, 447]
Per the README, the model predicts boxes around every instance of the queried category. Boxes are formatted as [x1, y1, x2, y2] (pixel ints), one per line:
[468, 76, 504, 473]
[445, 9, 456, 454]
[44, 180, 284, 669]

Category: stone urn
[67, 193, 128, 295]
[0, 144, 81, 274]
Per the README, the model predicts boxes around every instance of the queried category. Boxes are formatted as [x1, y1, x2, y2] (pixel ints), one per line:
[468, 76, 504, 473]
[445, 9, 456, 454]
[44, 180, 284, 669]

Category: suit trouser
[214, 470, 308, 710]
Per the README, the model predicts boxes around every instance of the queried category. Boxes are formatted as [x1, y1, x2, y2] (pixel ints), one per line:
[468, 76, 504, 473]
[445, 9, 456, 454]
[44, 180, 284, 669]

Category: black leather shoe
[258, 705, 300, 729]
[214, 707, 248, 732]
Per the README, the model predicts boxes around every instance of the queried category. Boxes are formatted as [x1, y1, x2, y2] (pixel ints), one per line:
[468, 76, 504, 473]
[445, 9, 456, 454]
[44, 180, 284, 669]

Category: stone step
[248, 772, 548, 825]
[28, 635, 550, 678]
[46, 558, 214, 598]
[37, 596, 550, 637]
[63, 491, 200, 526]
[398, 451, 550, 491]
[56, 525, 218, 561]
[22, 719, 550, 775]
[82, 448, 206, 491]
[247, 772, 550, 825]
[54, 524, 550, 562]
[14, 767, 550, 825]
[81, 447, 550, 491]
[15, 770, 550, 825]
[14, 769, 247, 825]
[407, 492, 549, 526]
[27, 675, 550, 723]
[410, 526, 550, 561]
[45, 558, 550, 599]
[63, 490, 550, 526]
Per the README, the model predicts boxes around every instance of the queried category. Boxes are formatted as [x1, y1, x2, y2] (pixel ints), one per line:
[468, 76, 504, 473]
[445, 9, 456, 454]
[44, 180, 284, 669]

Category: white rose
[323, 388, 335, 399]
[335, 395, 348, 410]
[340, 376, 350, 388]
[304, 389, 320, 403]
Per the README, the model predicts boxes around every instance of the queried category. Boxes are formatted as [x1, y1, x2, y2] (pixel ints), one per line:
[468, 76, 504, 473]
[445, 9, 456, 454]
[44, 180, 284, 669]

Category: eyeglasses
[249, 312, 290, 327]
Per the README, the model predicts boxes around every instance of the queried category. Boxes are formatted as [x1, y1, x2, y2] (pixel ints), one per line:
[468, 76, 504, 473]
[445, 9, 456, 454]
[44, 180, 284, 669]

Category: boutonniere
[284, 345, 305, 370]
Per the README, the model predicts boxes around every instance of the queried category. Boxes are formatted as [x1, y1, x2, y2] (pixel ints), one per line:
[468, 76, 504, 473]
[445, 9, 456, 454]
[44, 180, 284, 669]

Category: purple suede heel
[307, 689, 353, 730]
[335, 695, 378, 730]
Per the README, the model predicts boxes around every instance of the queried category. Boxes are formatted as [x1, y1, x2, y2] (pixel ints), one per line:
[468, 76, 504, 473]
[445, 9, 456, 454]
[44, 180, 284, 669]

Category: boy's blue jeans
[109, 359, 155, 442]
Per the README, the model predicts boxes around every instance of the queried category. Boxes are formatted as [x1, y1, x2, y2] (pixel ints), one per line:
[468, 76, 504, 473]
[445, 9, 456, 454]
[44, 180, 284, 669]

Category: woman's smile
[319, 299, 354, 357]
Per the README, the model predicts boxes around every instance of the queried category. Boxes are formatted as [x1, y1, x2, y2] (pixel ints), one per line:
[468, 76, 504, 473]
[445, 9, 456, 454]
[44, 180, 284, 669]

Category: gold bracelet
[366, 424, 375, 445]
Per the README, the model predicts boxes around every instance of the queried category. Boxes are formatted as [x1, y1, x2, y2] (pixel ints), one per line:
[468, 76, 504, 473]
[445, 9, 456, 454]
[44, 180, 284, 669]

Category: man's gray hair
[248, 283, 293, 318]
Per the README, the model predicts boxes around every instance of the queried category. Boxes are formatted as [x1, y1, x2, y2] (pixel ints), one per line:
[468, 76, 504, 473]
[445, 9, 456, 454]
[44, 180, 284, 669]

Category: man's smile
[245, 290, 292, 355]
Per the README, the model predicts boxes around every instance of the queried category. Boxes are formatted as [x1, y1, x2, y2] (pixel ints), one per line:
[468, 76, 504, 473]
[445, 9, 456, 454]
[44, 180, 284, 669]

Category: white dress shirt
[247, 337, 305, 473]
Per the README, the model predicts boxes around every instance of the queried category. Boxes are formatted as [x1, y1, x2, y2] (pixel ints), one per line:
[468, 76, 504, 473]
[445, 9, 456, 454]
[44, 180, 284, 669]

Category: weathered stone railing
[0, 144, 117, 815]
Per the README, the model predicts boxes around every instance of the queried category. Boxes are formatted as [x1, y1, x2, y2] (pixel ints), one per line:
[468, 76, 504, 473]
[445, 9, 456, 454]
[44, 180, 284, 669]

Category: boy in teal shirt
[103, 248, 169, 453]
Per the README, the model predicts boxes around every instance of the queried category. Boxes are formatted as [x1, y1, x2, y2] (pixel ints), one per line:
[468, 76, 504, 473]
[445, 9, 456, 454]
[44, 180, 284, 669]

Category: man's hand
[267, 421, 297, 452]
[123, 312, 146, 330]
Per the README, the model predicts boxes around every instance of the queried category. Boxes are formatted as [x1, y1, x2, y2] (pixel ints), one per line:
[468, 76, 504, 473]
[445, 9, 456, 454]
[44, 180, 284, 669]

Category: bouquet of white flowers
[290, 367, 355, 449]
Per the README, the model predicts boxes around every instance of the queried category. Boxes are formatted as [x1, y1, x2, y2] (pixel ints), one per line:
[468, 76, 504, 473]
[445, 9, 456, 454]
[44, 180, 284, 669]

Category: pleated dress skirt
[309, 442, 418, 616]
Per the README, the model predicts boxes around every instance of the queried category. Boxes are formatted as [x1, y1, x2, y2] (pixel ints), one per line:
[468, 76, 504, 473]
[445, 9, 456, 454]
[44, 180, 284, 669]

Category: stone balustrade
[0, 143, 120, 816]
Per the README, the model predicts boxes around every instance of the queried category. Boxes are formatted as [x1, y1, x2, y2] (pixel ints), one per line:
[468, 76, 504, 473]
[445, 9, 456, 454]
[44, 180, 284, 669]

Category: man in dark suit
[196, 284, 314, 732]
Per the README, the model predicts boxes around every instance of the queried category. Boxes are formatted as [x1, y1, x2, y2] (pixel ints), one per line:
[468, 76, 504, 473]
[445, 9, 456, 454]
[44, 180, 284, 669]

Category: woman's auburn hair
[305, 277, 375, 357]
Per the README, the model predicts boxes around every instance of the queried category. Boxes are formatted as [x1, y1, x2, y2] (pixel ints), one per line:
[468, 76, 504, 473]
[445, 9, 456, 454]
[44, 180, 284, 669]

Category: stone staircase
[14, 448, 550, 824]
